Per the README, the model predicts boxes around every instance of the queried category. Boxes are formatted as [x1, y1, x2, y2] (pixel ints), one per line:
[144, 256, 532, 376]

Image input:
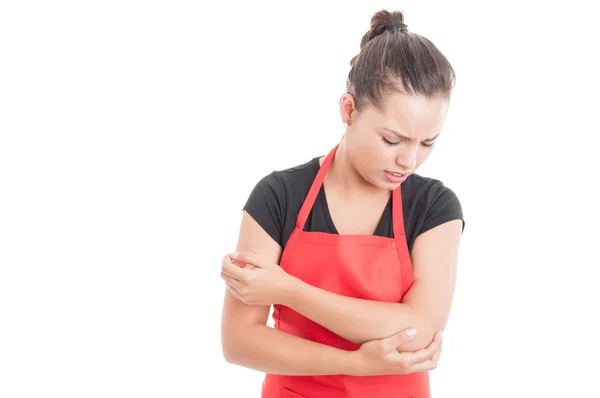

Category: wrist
[344, 350, 366, 376]
[279, 274, 303, 306]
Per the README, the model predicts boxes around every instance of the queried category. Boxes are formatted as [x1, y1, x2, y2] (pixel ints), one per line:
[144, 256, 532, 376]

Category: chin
[368, 175, 398, 190]
[383, 181, 402, 190]
[357, 168, 396, 190]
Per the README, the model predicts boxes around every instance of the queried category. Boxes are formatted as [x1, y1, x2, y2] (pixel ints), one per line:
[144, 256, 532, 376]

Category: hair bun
[346, 8, 455, 107]
[350, 9, 408, 66]
[361, 10, 407, 47]
[389, 22, 408, 30]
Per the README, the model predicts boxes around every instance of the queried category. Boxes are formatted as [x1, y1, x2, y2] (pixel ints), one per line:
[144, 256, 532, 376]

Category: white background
[1, 1, 599, 397]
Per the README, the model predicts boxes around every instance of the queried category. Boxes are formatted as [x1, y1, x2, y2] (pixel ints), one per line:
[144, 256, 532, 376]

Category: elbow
[221, 325, 256, 365]
[222, 345, 241, 366]
[412, 316, 448, 351]
[221, 335, 242, 365]
[412, 322, 438, 350]
[397, 325, 436, 353]
[221, 344, 234, 364]
[402, 301, 449, 348]
[397, 312, 441, 352]
[221, 331, 241, 364]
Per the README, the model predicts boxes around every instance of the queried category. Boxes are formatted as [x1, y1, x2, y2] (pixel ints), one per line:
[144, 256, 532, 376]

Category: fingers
[408, 335, 442, 372]
[222, 269, 248, 303]
[221, 255, 249, 280]
[229, 253, 246, 268]
[224, 282, 243, 301]
[223, 252, 246, 268]
[395, 331, 443, 369]
[381, 328, 417, 352]
[220, 270, 241, 289]
[221, 254, 257, 304]
[428, 333, 443, 367]
[405, 358, 436, 373]
[222, 252, 256, 270]
[230, 251, 265, 268]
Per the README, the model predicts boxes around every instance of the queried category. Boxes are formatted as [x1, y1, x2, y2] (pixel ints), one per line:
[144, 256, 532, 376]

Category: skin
[220, 88, 461, 376]
[334, 90, 448, 197]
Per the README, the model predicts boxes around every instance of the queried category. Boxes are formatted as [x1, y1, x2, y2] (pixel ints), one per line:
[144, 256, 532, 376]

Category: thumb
[381, 328, 417, 352]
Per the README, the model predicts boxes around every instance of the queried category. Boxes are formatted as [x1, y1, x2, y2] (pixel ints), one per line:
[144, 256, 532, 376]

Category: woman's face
[341, 90, 449, 190]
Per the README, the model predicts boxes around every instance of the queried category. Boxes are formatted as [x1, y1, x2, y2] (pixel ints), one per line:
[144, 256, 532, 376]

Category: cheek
[347, 129, 374, 152]
[348, 134, 385, 169]
[415, 149, 432, 167]
[363, 144, 398, 174]
[362, 138, 389, 163]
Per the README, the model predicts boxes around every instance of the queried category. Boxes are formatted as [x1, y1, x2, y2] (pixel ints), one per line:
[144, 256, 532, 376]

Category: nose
[395, 145, 418, 171]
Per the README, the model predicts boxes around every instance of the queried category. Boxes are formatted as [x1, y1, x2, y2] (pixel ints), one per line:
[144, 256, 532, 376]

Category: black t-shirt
[243, 155, 465, 254]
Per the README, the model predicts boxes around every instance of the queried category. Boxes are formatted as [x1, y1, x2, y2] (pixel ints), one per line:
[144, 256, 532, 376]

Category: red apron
[261, 144, 430, 398]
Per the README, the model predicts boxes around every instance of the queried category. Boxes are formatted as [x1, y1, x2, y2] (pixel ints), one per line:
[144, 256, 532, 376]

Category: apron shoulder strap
[392, 187, 406, 238]
[392, 185, 414, 294]
[295, 144, 338, 230]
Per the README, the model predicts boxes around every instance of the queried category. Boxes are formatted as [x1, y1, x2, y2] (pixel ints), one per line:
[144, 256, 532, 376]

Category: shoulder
[242, 155, 321, 246]
[249, 156, 320, 199]
[404, 173, 460, 202]
[403, 173, 465, 234]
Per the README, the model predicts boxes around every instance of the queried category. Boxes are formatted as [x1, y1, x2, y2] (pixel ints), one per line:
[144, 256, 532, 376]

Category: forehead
[371, 91, 448, 137]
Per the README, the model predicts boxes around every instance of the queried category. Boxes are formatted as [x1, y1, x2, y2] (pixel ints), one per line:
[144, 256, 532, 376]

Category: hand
[349, 328, 443, 376]
[220, 251, 296, 306]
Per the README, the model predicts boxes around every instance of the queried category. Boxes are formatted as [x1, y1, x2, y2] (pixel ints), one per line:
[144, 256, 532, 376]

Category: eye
[381, 137, 400, 146]
[382, 136, 435, 148]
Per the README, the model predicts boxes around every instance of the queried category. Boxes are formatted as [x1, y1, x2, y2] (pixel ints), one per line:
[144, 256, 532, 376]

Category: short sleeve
[419, 184, 465, 236]
[242, 172, 286, 247]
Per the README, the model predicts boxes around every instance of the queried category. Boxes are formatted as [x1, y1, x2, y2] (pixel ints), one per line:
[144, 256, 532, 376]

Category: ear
[339, 93, 356, 126]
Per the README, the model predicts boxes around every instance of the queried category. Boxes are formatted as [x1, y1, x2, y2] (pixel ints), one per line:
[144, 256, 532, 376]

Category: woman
[220, 9, 464, 398]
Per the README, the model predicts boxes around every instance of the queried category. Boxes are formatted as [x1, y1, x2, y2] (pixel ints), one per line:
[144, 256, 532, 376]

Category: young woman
[220, 9, 465, 398]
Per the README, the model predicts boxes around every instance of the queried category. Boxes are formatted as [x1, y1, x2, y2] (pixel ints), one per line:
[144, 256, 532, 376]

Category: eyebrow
[383, 128, 440, 142]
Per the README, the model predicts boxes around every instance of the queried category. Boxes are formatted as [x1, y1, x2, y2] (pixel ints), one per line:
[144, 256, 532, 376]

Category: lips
[386, 171, 407, 177]
[384, 170, 409, 184]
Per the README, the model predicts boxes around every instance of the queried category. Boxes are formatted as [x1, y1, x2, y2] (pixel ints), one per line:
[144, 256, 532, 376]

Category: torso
[262, 145, 431, 397]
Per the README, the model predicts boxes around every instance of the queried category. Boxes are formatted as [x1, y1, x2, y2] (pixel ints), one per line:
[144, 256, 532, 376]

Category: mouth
[384, 170, 409, 183]
[386, 171, 407, 177]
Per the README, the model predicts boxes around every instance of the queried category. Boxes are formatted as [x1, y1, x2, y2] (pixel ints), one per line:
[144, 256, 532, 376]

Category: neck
[324, 139, 389, 199]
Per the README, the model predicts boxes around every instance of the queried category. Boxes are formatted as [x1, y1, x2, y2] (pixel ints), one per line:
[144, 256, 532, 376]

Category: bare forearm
[223, 323, 356, 376]
[284, 281, 435, 350]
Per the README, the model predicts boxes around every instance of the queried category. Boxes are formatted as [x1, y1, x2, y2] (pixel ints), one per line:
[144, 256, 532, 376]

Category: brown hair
[347, 9, 455, 112]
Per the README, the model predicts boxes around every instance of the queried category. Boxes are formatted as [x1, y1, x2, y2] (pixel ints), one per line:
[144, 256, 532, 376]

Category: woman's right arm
[220, 211, 355, 375]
